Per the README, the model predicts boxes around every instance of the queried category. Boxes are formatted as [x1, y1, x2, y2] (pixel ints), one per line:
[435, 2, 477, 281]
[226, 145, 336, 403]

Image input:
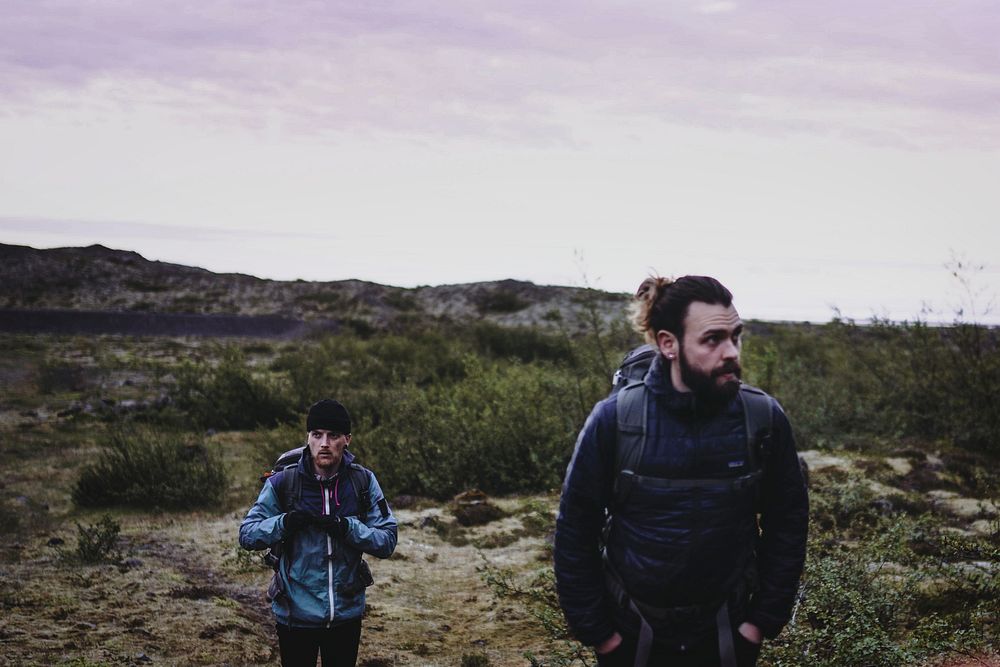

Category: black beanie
[306, 399, 351, 434]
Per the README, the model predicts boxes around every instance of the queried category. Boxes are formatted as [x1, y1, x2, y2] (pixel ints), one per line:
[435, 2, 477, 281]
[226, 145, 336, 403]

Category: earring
[666, 353, 675, 360]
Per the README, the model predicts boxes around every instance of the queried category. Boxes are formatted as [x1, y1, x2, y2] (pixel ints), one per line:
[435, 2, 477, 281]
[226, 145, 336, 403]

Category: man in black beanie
[240, 399, 397, 667]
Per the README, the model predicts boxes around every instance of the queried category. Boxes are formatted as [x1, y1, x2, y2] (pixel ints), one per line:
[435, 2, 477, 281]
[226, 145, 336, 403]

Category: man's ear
[656, 330, 678, 360]
[345, 434, 352, 447]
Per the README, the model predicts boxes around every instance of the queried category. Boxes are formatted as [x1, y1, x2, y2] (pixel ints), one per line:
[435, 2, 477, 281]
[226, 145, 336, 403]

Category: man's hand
[737, 622, 762, 645]
[283, 510, 312, 533]
[595, 632, 622, 655]
[315, 515, 350, 540]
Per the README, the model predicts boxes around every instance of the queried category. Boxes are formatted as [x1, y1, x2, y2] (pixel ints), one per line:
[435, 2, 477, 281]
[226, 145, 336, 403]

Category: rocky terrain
[0, 243, 629, 334]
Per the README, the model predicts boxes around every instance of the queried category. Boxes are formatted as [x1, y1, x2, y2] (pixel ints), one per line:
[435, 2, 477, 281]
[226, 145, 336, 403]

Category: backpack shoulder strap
[274, 468, 301, 513]
[738, 384, 774, 473]
[614, 380, 648, 506]
[348, 463, 372, 517]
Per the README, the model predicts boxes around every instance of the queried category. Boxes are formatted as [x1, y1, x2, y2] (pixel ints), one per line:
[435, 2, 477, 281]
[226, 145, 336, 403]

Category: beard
[677, 349, 742, 407]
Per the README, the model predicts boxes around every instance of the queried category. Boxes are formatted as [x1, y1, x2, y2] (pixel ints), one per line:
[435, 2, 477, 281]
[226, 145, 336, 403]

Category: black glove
[283, 510, 312, 533]
[315, 514, 350, 540]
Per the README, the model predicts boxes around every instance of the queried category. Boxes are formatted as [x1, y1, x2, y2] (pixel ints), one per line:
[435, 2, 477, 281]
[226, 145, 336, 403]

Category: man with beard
[554, 276, 808, 667]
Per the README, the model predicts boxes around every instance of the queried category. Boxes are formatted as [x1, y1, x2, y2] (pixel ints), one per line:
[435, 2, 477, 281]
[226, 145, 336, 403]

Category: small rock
[884, 457, 913, 476]
[136, 652, 153, 663]
[75, 622, 97, 631]
[871, 498, 894, 515]
[798, 450, 853, 472]
[57, 404, 81, 418]
[393, 494, 419, 509]
[969, 519, 997, 536]
[940, 526, 975, 538]
[925, 453, 945, 470]
[929, 492, 998, 519]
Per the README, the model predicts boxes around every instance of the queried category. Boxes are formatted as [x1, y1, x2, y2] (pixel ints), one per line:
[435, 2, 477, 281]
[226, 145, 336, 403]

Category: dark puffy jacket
[554, 353, 808, 647]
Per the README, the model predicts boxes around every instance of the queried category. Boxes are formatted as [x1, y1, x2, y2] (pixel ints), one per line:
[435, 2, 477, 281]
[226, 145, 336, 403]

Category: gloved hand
[315, 514, 350, 540]
[283, 509, 313, 533]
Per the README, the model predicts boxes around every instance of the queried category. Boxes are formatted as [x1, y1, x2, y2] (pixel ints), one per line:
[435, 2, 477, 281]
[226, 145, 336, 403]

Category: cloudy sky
[2, 1, 998, 323]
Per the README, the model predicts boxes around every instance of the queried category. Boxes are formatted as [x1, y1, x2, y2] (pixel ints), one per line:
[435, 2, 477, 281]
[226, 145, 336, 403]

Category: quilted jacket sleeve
[553, 397, 619, 647]
[747, 402, 809, 638]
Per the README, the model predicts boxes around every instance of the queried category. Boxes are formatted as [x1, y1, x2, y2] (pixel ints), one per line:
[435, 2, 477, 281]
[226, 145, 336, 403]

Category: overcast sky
[2, 1, 999, 323]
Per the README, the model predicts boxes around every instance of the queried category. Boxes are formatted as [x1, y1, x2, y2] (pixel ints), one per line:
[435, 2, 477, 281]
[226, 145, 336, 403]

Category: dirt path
[2, 496, 559, 667]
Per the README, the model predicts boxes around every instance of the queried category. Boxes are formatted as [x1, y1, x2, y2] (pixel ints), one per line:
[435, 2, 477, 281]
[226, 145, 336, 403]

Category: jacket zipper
[323, 482, 335, 625]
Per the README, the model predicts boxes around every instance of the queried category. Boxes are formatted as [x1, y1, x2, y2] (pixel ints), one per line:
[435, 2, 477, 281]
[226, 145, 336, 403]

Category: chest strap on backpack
[613, 382, 773, 507]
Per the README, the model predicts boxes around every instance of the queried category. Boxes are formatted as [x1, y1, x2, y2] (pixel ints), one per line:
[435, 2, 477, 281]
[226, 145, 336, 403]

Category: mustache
[712, 361, 742, 378]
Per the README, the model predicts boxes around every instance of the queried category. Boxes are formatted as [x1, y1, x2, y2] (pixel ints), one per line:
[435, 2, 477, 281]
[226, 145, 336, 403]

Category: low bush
[37, 360, 88, 394]
[476, 288, 529, 314]
[73, 425, 227, 510]
[468, 322, 574, 364]
[356, 357, 593, 498]
[741, 318, 1000, 455]
[72, 514, 122, 564]
[171, 345, 295, 430]
[460, 652, 491, 667]
[765, 515, 998, 666]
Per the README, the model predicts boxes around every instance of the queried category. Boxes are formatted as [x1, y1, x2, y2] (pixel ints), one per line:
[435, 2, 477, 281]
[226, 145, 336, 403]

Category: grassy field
[0, 320, 997, 666]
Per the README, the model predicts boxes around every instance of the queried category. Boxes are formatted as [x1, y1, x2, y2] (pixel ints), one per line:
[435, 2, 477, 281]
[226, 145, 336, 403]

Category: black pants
[275, 618, 362, 667]
[595, 629, 761, 667]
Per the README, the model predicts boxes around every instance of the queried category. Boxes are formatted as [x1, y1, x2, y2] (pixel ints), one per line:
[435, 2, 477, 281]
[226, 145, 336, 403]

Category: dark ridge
[0, 308, 338, 338]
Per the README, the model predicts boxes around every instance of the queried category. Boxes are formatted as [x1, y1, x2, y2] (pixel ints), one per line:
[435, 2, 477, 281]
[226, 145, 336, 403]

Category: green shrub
[37, 360, 88, 394]
[476, 288, 529, 314]
[468, 322, 574, 364]
[383, 290, 420, 311]
[741, 318, 1000, 454]
[72, 514, 122, 564]
[73, 425, 227, 510]
[171, 345, 295, 430]
[356, 357, 591, 498]
[461, 652, 491, 667]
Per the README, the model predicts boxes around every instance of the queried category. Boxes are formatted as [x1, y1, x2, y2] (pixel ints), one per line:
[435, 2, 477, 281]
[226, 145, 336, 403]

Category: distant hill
[0, 243, 630, 335]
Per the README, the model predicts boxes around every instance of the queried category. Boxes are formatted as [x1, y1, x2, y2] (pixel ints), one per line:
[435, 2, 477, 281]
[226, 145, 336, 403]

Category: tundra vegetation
[0, 311, 997, 666]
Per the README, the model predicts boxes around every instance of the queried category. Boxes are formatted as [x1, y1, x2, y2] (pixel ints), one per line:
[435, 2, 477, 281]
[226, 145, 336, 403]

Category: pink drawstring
[334, 475, 341, 507]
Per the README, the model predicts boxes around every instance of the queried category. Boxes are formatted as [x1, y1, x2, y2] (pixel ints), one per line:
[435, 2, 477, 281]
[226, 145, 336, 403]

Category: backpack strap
[348, 463, 372, 517]
[738, 384, 774, 515]
[613, 382, 775, 508]
[614, 380, 648, 505]
[265, 467, 302, 572]
[738, 384, 774, 476]
[274, 467, 302, 513]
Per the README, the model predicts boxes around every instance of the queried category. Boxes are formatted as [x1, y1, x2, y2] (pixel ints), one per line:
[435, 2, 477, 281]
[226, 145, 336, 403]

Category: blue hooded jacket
[239, 448, 397, 628]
